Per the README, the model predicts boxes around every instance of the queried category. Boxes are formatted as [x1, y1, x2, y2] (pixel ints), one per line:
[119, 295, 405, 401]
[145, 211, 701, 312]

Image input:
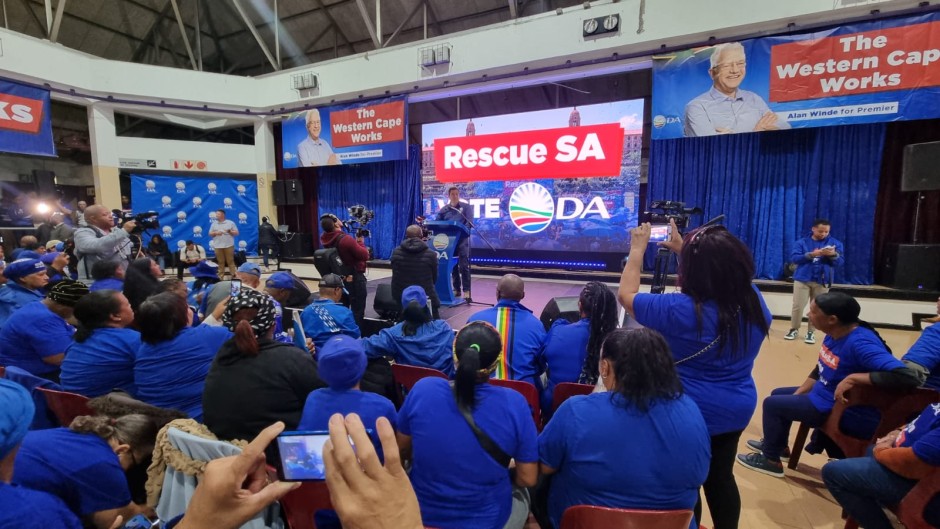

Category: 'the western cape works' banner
[281, 96, 407, 167]
[651, 12, 940, 139]
[0, 80, 55, 156]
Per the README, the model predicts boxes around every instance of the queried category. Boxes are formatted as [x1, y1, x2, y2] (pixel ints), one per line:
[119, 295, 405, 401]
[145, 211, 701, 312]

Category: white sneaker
[804, 331, 816, 345]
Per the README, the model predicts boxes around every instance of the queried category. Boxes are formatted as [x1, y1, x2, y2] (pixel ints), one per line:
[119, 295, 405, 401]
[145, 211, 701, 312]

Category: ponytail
[70, 413, 159, 464]
[454, 345, 481, 409]
[400, 301, 431, 337]
[858, 320, 892, 354]
[234, 319, 260, 356]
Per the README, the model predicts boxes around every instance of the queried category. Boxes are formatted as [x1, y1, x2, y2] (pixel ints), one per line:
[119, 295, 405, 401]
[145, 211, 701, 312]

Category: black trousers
[451, 238, 471, 293]
[344, 272, 367, 326]
[695, 429, 744, 529]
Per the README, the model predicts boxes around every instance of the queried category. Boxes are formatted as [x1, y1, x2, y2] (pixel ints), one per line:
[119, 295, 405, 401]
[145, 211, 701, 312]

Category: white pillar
[254, 120, 277, 222]
[87, 105, 122, 209]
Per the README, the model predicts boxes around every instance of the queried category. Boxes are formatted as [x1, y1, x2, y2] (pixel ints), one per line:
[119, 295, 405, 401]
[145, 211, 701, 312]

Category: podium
[424, 220, 470, 307]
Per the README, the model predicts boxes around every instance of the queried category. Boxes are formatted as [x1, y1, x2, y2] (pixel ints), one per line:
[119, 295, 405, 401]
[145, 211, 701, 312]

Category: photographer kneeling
[74, 205, 136, 283]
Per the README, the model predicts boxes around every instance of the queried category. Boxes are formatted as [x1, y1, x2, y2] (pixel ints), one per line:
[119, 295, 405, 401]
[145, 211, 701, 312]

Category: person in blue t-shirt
[786, 219, 844, 344]
[134, 292, 232, 420]
[299, 335, 397, 459]
[362, 286, 455, 377]
[61, 290, 140, 397]
[620, 221, 771, 529]
[0, 280, 89, 382]
[822, 402, 940, 529]
[13, 414, 158, 528]
[737, 292, 920, 479]
[301, 274, 361, 350]
[902, 297, 940, 390]
[536, 281, 618, 414]
[0, 378, 84, 529]
[466, 274, 546, 386]
[88, 259, 125, 292]
[539, 328, 710, 529]
[0, 258, 48, 329]
[397, 321, 539, 529]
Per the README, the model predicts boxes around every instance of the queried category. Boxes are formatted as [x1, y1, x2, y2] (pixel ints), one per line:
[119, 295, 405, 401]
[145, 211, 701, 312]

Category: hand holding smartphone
[230, 279, 242, 297]
[648, 224, 672, 242]
[271, 431, 331, 481]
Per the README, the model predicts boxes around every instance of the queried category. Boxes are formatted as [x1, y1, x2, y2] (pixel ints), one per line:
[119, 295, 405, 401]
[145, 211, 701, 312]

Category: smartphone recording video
[230, 279, 242, 298]
[272, 431, 330, 481]
[649, 224, 671, 242]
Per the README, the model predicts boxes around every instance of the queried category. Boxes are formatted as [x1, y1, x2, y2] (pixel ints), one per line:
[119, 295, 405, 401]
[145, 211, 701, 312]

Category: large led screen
[421, 100, 643, 254]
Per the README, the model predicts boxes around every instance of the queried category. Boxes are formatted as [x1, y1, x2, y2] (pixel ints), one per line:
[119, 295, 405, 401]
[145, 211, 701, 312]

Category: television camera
[345, 204, 375, 238]
[113, 210, 160, 234]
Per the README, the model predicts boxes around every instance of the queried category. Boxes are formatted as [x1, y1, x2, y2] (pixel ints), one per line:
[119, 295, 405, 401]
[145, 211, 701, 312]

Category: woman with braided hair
[536, 281, 618, 414]
[396, 321, 539, 529]
[12, 413, 158, 528]
[203, 288, 325, 442]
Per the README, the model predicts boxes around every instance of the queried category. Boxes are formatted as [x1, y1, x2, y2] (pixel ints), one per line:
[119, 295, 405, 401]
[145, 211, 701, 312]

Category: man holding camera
[320, 214, 369, 325]
[73, 205, 135, 283]
[210, 209, 240, 279]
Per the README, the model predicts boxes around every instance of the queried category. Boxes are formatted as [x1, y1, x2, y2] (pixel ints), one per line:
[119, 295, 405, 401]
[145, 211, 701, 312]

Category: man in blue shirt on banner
[298, 109, 340, 167]
[684, 42, 791, 137]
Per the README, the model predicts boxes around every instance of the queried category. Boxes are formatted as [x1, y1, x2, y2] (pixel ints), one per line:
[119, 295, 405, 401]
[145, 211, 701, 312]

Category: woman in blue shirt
[61, 290, 140, 397]
[13, 414, 158, 529]
[539, 328, 710, 529]
[134, 292, 232, 420]
[619, 221, 771, 529]
[396, 321, 539, 529]
[537, 281, 618, 413]
[362, 286, 455, 376]
[737, 291, 919, 478]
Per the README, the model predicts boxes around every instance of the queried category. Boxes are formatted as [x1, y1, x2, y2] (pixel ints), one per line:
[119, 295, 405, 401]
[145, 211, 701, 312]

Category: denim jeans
[822, 448, 916, 529]
[761, 386, 828, 461]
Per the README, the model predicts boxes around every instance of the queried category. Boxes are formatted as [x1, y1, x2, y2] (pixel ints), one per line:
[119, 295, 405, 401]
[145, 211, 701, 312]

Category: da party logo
[0, 93, 44, 134]
[509, 183, 554, 234]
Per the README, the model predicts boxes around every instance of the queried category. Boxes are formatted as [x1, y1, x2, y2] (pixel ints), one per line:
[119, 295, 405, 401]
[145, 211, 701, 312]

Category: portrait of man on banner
[683, 42, 791, 137]
[298, 109, 340, 167]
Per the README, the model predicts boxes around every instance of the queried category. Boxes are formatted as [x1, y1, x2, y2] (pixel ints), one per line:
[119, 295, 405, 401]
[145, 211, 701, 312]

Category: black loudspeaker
[902, 141, 940, 192]
[275, 271, 313, 309]
[373, 283, 400, 320]
[285, 179, 304, 205]
[279, 233, 315, 258]
[361, 317, 396, 338]
[32, 170, 56, 196]
[884, 244, 940, 291]
[272, 180, 287, 206]
[539, 296, 581, 331]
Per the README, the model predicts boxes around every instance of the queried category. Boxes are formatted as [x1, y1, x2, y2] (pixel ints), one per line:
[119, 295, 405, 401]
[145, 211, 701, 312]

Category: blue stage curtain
[648, 124, 886, 285]
[316, 144, 422, 260]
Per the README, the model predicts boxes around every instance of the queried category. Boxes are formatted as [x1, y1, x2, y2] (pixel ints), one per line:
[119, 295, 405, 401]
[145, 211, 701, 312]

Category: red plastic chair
[36, 387, 92, 427]
[894, 466, 940, 529]
[391, 364, 448, 406]
[552, 382, 595, 414]
[559, 505, 694, 529]
[279, 481, 333, 529]
[490, 378, 542, 432]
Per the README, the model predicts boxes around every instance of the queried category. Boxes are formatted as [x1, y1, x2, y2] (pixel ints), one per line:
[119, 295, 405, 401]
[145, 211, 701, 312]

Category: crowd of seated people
[0, 229, 937, 529]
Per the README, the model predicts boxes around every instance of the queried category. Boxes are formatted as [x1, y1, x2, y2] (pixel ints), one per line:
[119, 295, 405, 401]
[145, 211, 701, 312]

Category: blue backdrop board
[652, 12, 940, 140]
[281, 96, 408, 167]
[130, 175, 259, 257]
[0, 80, 55, 157]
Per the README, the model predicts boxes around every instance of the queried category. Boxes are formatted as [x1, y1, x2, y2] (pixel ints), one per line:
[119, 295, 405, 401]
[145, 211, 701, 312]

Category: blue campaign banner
[130, 175, 258, 257]
[0, 80, 55, 156]
[281, 96, 408, 167]
[651, 12, 940, 140]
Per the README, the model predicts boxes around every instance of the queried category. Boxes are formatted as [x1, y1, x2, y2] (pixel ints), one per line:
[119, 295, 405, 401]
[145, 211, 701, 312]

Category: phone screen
[123, 514, 157, 529]
[273, 431, 330, 481]
[649, 224, 671, 242]
[230, 279, 242, 298]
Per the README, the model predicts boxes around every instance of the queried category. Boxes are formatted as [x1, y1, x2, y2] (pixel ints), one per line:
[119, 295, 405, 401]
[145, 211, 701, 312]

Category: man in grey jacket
[73, 205, 136, 282]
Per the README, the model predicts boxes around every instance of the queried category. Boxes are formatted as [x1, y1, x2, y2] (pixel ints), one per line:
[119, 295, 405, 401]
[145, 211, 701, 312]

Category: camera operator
[73, 205, 135, 283]
[320, 214, 369, 325]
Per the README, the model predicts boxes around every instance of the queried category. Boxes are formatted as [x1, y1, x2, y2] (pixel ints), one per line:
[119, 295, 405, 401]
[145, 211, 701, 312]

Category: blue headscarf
[0, 378, 35, 460]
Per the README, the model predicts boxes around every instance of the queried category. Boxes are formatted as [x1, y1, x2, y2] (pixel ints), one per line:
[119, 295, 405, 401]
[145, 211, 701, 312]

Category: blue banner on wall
[281, 96, 408, 167]
[130, 175, 258, 257]
[652, 12, 940, 140]
[0, 80, 55, 157]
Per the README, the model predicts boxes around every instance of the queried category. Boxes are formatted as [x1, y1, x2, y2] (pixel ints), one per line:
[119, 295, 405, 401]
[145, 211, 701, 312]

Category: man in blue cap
[0, 378, 83, 528]
[264, 271, 305, 344]
[301, 274, 361, 351]
[0, 258, 49, 329]
[41, 252, 70, 284]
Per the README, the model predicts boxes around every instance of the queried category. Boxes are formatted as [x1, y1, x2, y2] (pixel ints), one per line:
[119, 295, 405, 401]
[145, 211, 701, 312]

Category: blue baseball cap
[237, 262, 261, 277]
[189, 260, 219, 279]
[266, 271, 294, 289]
[401, 285, 428, 308]
[317, 335, 367, 390]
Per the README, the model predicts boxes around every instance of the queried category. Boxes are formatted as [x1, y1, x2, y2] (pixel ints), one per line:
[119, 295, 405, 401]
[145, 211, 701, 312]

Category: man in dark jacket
[258, 216, 280, 272]
[319, 215, 370, 325]
[390, 225, 440, 319]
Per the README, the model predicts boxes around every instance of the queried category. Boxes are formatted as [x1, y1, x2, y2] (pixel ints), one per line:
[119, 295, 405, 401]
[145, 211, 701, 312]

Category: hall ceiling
[5, 0, 586, 77]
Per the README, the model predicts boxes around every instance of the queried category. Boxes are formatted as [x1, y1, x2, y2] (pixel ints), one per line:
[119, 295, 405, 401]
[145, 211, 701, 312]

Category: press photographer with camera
[320, 213, 370, 325]
[73, 205, 137, 283]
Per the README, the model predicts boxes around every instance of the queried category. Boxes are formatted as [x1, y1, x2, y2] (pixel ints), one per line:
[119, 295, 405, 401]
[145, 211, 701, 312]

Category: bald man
[297, 109, 340, 167]
[466, 274, 546, 385]
[73, 205, 136, 282]
[391, 225, 440, 319]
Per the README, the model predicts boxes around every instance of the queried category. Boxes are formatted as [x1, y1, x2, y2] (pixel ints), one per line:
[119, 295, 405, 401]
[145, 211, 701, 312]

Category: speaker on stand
[539, 296, 581, 331]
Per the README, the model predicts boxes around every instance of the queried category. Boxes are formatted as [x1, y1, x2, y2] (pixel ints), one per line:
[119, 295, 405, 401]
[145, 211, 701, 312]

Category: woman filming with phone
[618, 219, 772, 529]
